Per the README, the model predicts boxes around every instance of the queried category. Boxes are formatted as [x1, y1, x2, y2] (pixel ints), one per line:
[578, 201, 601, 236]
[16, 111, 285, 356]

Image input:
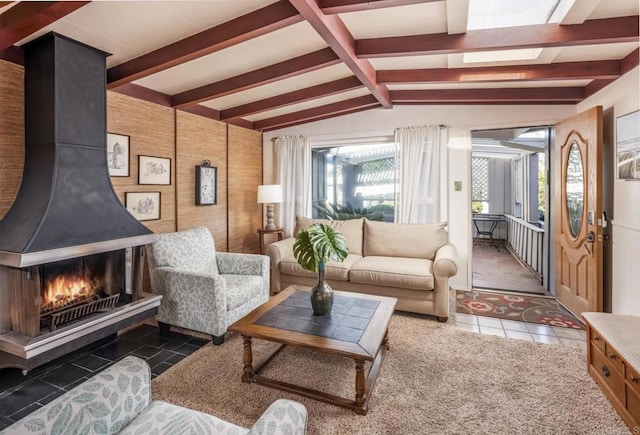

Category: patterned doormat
[456, 290, 585, 329]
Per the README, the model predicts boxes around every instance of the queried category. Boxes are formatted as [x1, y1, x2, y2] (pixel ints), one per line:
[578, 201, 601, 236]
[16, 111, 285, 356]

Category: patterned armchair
[146, 226, 269, 344]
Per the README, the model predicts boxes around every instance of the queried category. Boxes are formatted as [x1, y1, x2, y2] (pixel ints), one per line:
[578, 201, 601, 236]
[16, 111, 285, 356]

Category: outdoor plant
[293, 223, 348, 272]
[313, 202, 385, 221]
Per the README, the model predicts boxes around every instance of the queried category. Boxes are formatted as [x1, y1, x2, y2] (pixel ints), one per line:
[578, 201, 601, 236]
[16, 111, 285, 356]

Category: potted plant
[293, 223, 348, 315]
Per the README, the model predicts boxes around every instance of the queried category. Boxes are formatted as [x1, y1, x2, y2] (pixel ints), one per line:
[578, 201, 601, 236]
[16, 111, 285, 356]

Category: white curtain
[394, 125, 446, 223]
[274, 135, 312, 237]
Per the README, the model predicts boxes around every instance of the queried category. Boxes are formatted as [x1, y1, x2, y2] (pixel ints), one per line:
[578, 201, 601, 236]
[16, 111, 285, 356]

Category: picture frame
[138, 155, 171, 185]
[195, 161, 217, 205]
[616, 109, 640, 180]
[125, 192, 161, 221]
[107, 133, 130, 177]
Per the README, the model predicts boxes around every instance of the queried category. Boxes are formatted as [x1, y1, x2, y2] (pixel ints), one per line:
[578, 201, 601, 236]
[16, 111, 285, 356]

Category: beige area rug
[151, 314, 624, 435]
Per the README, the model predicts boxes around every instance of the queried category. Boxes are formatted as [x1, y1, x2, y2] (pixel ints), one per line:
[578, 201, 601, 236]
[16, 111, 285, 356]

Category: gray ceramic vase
[311, 262, 333, 315]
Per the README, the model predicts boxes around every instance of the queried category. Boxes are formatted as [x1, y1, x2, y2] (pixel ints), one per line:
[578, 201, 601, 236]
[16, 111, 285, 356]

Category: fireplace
[0, 33, 161, 372]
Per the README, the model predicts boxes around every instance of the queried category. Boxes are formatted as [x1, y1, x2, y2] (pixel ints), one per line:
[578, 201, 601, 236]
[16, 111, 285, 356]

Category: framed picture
[138, 155, 171, 185]
[195, 161, 217, 205]
[125, 192, 161, 221]
[616, 110, 640, 180]
[107, 133, 130, 177]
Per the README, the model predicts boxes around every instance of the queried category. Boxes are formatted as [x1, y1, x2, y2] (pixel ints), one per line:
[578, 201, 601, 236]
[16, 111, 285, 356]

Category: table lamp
[257, 184, 283, 230]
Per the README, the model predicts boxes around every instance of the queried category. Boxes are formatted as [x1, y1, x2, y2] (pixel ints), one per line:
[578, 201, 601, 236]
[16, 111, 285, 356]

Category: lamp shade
[257, 184, 283, 204]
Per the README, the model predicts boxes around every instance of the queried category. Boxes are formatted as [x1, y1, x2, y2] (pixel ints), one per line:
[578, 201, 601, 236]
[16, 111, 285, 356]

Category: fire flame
[43, 275, 95, 309]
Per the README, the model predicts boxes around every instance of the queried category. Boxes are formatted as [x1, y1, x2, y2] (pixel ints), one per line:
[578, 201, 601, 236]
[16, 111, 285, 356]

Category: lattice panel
[472, 157, 489, 201]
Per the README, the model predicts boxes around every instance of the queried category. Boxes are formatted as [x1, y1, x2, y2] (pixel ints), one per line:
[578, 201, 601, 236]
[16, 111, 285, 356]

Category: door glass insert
[566, 143, 584, 237]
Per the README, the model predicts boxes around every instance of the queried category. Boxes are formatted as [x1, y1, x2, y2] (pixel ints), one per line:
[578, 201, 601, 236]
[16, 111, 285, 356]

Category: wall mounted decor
[138, 155, 171, 185]
[107, 133, 130, 177]
[616, 109, 640, 180]
[125, 191, 161, 221]
[196, 160, 217, 205]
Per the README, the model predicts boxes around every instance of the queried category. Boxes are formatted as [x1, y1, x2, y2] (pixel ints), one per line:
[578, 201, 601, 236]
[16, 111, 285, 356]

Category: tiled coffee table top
[254, 290, 380, 343]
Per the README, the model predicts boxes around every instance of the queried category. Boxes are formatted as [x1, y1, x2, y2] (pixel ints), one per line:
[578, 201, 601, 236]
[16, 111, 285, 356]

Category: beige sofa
[266, 217, 458, 320]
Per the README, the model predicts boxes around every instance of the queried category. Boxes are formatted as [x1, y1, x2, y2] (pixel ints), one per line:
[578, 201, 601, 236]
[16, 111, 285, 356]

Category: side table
[257, 227, 284, 255]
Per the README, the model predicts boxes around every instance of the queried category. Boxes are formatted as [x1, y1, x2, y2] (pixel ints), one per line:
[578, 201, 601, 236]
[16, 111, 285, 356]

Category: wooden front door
[554, 106, 603, 317]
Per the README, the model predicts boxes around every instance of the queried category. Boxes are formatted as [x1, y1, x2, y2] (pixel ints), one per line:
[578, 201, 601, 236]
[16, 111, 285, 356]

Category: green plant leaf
[293, 223, 348, 271]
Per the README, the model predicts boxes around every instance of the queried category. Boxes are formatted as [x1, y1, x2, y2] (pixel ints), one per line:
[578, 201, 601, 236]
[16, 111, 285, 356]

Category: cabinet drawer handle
[609, 354, 616, 360]
[601, 365, 611, 378]
[594, 337, 601, 341]
[632, 376, 638, 384]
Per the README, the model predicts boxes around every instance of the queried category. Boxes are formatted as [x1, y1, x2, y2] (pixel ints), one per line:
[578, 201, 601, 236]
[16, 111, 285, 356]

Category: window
[471, 157, 489, 213]
[312, 144, 395, 222]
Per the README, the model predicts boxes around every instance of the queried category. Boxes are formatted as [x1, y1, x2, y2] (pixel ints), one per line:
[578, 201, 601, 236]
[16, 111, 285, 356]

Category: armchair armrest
[216, 252, 269, 277]
[247, 399, 308, 435]
[265, 238, 295, 294]
[0, 356, 151, 435]
[433, 243, 458, 278]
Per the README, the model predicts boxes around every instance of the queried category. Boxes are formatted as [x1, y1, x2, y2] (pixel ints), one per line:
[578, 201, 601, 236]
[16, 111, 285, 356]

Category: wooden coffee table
[228, 285, 397, 415]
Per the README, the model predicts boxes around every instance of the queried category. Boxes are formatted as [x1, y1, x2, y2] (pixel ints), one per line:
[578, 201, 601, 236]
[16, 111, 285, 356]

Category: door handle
[583, 231, 595, 254]
[601, 365, 611, 377]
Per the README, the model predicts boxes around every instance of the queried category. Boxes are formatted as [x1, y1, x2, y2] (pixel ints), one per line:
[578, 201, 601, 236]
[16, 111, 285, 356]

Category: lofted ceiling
[0, 0, 638, 132]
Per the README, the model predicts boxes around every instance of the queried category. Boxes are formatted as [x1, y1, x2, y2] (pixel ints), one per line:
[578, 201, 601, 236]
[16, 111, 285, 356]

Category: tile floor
[0, 325, 209, 431]
[453, 312, 587, 349]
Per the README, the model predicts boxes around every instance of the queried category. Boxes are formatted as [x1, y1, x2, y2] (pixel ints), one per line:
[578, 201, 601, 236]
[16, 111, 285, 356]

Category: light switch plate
[454, 181, 462, 191]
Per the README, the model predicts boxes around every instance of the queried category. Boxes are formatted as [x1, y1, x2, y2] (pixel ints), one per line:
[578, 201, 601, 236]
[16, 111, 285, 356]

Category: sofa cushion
[363, 220, 448, 260]
[350, 256, 435, 291]
[120, 400, 248, 435]
[280, 253, 362, 281]
[295, 216, 364, 256]
[223, 274, 265, 311]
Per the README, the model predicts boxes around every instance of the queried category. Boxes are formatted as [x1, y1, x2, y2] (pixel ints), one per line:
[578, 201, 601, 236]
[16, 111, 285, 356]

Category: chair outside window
[146, 226, 269, 345]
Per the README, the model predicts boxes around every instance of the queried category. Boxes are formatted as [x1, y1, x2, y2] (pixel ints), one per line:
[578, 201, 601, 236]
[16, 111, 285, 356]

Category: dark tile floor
[0, 324, 209, 430]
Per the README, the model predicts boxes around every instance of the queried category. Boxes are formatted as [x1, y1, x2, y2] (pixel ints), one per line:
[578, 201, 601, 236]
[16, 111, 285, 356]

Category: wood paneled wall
[107, 92, 176, 234]
[175, 111, 228, 251]
[0, 61, 263, 256]
[228, 125, 263, 253]
[0, 61, 24, 219]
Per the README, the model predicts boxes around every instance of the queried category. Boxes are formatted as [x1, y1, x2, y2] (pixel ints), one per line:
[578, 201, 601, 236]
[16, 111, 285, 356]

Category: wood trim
[177, 104, 220, 121]
[171, 48, 340, 108]
[320, 0, 439, 14]
[220, 76, 362, 120]
[390, 87, 585, 103]
[254, 94, 379, 131]
[0, 46, 23, 65]
[378, 60, 622, 84]
[289, 0, 392, 108]
[106, 1, 302, 88]
[356, 16, 640, 58]
[226, 118, 254, 129]
[110, 83, 172, 107]
[0, 1, 90, 51]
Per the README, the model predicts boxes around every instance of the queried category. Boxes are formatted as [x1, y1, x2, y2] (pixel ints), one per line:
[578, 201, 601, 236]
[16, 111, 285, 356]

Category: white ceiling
[5, 0, 639, 130]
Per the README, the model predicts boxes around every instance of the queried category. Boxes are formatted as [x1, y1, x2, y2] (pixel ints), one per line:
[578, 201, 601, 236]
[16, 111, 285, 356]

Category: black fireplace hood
[0, 33, 155, 268]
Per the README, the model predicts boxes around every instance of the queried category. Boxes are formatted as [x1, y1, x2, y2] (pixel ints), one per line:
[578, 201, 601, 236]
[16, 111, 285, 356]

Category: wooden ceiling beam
[107, 1, 301, 88]
[584, 79, 615, 98]
[110, 83, 172, 107]
[0, 45, 22, 64]
[177, 105, 221, 121]
[0, 2, 14, 8]
[289, 0, 392, 108]
[254, 94, 379, 130]
[378, 60, 622, 84]
[171, 48, 340, 108]
[0, 1, 89, 50]
[390, 87, 585, 103]
[621, 47, 639, 75]
[319, 0, 439, 14]
[357, 15, 640, 58]
[220, 76, 362, 120]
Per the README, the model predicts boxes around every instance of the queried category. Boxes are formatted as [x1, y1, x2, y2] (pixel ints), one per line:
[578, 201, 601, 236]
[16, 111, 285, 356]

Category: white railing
[504, 214, 545, 279]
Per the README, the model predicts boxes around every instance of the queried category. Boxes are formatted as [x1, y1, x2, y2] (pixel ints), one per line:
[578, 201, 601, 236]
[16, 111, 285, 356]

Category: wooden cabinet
[584, 313, 640, 432]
